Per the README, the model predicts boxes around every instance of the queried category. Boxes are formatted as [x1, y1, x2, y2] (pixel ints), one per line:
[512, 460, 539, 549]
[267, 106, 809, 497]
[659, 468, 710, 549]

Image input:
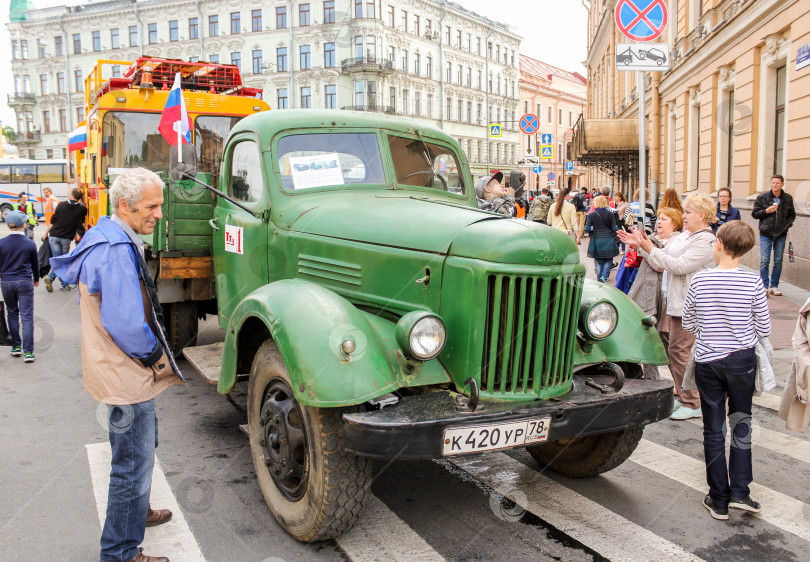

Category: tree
[2, 126, 15, 142]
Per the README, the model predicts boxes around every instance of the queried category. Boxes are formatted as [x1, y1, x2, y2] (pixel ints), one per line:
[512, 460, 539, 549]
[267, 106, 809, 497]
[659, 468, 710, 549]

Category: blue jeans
[694, 347, 756, 510]
[47, 236, 72, 287]
[1, 280, 34, 352]
[594, 259, 612, 281]
[759, 235, 786, 289]
[100, 400, 158, 562]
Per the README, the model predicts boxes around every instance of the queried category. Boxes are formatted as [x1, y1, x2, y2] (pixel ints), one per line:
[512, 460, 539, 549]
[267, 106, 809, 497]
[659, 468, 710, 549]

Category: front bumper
[342, 375, 673, 459]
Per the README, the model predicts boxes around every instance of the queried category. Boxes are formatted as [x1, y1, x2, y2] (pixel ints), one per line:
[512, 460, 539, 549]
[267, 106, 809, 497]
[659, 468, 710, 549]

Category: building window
[209, 15, 219, 37]
[466, 33, 471, 51]
[467, 101, 472, 123]
[446, 97, 452, 121]
[445, 26, 451, 45]
[559, 108, 563, 125]
[252, 49, 263, 74]
[456, 65, 462, 85]
[75, 69, 83, 93]
[324, 43, 335, 67]
[278, 88, 288, 109]
[169, 21, 178, 42]
[367, 80, 377, 106]
[111, 28, 120, 49]
[148, 23, 157, 44]
[231, 12, 241, 34]
[446, 62, 452, 82]
[299, 4, 309, 26]
[774, 65, 786, 176]
[190, 56, 199, 63]
[20, 40, 28, 59]
[37, 39, 46, 58]
[401, 10, 408, 32]
[366, 36, 376, 59]
[366, 0, 375, 19]
[466, 67, 471, 87]
[458, 99, 463, 122]
[354, 36, 363, 59]
[231, 52, 241, 71]
[277, 47, 288, 71]
[56, 72, 64, 94]
[112, 65, 121, 78]
[426, 56, 432, 78]
[402, 88, 408, 114]
[414, 15, 420, 36]
[46, 149, 53, 159]
[189, 18, 198, 40]
[277, 7, 287, 29]
[401, 50, 408, 73]
[300, 45, 311, 69]
[476, 37, 481, 55]
[40, 74, 48, 95]
[354, 80, 364, 106]
[77, 107, 85, 123]
[547, 106, 552, 124]
[59, 109, 66, 132]
[414, 91, 421, 116]
[43, 111, 51, 133]
[456, 30, 462, 47]
[414, 53, 420, 76]
[209, 54, 219, 64]
[73, 33, 81, 54]
[324, 0, 335, 24]
[354, 0, 362, 18]
[325, 84, 336, 109]
[252, 9, 262, 32]
[55, 36, 63, 56]
[12, 39, 18, 59]
[301, 87, 311, 108]
[387, 5, 394, 26]
[389, 86, 396, 111]
[129, 25, 138, 46]
[477, 102, 482, 122]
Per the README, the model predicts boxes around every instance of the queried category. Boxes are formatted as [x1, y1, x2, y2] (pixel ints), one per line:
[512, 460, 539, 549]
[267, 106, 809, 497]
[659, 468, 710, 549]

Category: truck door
[212, 135, 270, 324]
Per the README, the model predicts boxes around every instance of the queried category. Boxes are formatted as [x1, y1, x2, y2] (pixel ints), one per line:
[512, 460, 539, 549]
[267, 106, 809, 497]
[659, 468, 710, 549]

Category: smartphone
[648, 234, 664, 248]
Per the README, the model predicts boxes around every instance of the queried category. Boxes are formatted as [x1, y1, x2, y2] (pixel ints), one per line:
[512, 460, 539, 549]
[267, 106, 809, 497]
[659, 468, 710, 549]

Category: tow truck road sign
[615, 0, 668, 43]
[540, 145, 554, 159]
[489, 124, 502, 137]
[520, 114, 540, 135]
[518, 155, 540, 167]
[616, 43, 670, 71]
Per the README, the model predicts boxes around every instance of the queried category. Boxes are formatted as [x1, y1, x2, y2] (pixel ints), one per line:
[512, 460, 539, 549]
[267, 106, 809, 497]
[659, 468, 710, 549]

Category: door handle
[209, 218, 220, 230]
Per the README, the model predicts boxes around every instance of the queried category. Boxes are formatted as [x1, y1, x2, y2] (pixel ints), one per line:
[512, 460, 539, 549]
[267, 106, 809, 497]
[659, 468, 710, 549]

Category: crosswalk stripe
[86, 443, 206, 562]
[338, 494, 445, 561]
[449, 453, 704, 562]
[682, 417, 810, 465]
[631, 439, 810, 543]
[659, 365, 781, 411]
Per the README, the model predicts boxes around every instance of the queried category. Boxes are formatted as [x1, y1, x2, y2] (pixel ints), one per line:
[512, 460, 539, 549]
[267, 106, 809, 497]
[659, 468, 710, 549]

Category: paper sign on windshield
[289, 153, 344, 190]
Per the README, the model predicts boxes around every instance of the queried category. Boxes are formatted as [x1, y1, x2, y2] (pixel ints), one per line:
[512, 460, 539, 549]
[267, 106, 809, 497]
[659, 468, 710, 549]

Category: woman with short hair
[712, 187, 741, 232]
[619, 193, 716, 419]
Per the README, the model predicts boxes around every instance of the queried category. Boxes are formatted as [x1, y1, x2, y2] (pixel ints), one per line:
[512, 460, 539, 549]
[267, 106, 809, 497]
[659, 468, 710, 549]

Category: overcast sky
[0, 0, 589, 130]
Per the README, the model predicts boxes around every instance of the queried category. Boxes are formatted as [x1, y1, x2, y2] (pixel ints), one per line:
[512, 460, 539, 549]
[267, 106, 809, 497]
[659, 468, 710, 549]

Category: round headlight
[396, 312, 447, 361]
[586, 302, 618, 339]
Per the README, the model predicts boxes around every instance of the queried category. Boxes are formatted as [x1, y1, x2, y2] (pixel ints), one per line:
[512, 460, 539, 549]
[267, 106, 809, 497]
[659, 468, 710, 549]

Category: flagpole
[177, 122, 182, 163]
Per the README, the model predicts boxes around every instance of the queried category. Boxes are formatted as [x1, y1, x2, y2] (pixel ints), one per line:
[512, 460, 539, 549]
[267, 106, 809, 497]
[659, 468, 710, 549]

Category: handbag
[624, 248, 642, 268]
[560, 214, 580, 245]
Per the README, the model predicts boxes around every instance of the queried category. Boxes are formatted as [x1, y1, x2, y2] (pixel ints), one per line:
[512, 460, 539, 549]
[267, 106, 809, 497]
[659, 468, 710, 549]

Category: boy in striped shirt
[682, 221, 770, 521]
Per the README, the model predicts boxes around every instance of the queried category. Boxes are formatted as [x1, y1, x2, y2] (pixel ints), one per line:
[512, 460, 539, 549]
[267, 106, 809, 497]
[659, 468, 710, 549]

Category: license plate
[442, 417, 551, 456]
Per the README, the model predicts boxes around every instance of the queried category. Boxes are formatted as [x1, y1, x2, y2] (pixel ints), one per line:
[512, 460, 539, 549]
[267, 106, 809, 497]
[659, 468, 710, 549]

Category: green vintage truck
[154, 109, 672, 541]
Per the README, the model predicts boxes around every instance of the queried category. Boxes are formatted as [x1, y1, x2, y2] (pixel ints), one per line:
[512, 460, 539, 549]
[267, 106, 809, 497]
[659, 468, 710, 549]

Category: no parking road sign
[615, 0, 668, 43]
[548, 172, 555, 181]
[520, 114, 539, 135]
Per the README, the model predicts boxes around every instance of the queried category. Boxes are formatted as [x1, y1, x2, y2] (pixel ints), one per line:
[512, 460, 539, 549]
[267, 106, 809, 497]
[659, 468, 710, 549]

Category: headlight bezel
[395, 311, 447, 361]
[579, 299, 618, 340]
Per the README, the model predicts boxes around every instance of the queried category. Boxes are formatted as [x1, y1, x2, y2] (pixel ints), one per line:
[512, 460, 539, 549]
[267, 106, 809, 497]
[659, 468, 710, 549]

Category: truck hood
[286, 192, 579, 265]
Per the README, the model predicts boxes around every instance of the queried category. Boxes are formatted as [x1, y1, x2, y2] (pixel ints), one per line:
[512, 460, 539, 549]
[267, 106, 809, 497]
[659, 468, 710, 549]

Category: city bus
[0, 158, 70, 221]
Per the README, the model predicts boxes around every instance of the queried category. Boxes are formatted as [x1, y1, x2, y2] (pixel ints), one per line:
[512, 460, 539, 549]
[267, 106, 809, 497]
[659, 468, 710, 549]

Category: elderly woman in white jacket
[618, 193, 717, 420]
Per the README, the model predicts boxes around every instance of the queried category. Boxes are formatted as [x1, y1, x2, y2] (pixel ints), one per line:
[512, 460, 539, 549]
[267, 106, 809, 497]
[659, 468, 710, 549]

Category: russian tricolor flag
[158, 73, 193, 146]
[67, 122, 87, 152]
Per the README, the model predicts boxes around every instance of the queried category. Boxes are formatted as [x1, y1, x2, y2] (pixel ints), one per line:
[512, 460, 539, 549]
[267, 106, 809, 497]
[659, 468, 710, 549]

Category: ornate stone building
[6, 0, 521, 178]
[581, 0, 810, 288]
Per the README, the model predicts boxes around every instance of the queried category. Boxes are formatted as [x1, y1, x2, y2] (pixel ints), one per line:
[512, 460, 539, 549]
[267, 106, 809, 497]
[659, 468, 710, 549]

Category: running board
[182, 342, 223, 385]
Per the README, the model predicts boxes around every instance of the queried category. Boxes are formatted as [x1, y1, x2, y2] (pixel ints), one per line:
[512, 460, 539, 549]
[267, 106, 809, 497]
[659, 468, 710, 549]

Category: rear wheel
[164, 301, 198, 355]
[526, 426, 644, 478]
[0, 203, 13, 222]
[248, 341, 371, 541]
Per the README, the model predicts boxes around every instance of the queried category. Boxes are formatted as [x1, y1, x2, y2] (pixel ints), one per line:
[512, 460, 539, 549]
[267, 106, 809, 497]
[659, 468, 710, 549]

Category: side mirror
[170, 145, 198, 180]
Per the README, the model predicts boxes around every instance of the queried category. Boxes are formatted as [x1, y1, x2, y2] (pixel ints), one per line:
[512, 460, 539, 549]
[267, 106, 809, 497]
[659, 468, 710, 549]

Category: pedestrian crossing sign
[489, 124, 502, 137]
[540, 145, 554, 159]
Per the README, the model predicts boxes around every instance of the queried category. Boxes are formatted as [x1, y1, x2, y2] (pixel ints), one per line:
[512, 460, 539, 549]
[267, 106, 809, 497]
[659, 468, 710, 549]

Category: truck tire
[247, 341, 371, 541]
[164, 301, 198, 355]
[0, 203, 12, 222]
[526, 426, 644, 478]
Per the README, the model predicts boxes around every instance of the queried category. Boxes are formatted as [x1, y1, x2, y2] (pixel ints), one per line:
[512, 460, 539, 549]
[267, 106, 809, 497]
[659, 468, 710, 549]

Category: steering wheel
[397, 170, 448, 189]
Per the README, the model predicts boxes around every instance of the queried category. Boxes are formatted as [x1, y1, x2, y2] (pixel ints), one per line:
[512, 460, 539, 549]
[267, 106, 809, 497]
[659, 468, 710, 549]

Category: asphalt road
[2, 231, 810, 561]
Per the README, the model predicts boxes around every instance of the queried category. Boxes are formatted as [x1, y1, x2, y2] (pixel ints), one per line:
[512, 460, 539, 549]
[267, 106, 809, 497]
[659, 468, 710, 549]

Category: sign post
[614, 0, 668, 226]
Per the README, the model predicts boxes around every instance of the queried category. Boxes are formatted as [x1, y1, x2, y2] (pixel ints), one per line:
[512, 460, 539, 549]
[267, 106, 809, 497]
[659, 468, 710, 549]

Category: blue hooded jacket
[50, 216, 170, 366]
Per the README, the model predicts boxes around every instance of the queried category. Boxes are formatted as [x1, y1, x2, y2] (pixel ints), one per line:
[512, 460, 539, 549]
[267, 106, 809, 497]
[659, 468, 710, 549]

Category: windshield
[101, 112, 244, 182]
[387, 135, 465, 195]
[277, 132, 385, 191]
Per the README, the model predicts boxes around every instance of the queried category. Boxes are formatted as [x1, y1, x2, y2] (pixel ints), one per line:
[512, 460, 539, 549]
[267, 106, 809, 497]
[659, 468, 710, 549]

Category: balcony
[341, 105, 397, 115]
[341, 56, 394, 74]
[7, 93, 36, 106]
[8, 131, 42, 145]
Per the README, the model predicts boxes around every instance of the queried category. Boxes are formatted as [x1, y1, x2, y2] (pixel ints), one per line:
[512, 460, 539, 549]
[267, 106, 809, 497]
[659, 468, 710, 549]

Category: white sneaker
[673, 399, 683, 411]
[671, 406, 702, 420]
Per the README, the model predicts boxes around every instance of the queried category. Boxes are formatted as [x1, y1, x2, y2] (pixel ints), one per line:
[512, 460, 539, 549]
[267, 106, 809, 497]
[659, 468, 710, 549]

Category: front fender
[572, 279, 668, 367]
[217, 279, 451, 406]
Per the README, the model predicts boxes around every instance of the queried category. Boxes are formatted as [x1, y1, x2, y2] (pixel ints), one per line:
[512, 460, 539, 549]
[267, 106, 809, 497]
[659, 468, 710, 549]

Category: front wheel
[164, 301, 198, 355]
[526, 426, 644, 478]
[247, 341, 371, 541]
